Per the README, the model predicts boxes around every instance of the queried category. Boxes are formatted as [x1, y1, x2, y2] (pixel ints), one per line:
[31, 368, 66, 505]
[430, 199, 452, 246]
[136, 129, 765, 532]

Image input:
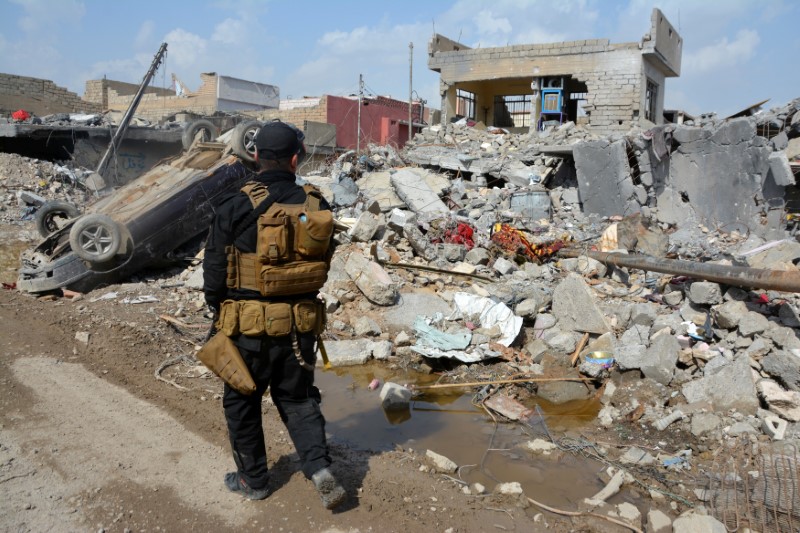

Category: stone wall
[86, 73, 219, 122]
[258, 96, 329, 131]
[0, 73, 102, 115]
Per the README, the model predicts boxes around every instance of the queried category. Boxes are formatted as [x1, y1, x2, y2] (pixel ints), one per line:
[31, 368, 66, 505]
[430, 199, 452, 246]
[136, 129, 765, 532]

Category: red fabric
[443, 223, 474, 250]
[11, 109, 30, 121]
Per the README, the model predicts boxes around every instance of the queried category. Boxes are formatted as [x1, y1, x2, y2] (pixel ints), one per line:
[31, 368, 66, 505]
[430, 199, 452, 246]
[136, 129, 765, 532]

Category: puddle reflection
[318, 363, 628, 509]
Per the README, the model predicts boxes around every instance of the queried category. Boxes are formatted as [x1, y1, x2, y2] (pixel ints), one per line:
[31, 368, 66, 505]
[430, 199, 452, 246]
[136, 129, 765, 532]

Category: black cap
[254, 121, 304, 160]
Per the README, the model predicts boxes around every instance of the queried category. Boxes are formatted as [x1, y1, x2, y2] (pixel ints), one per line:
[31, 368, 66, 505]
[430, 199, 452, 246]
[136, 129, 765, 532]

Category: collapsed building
[83, 72, 279, 123]
[428, 8, 681, 133]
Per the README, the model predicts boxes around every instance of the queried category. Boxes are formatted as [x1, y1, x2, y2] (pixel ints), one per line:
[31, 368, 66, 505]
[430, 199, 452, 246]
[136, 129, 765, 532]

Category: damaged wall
[84, 73, 279, 122]
[0, 73, 102, 115]
[428, 8, 681, 134]
[259, 95, 425, 150]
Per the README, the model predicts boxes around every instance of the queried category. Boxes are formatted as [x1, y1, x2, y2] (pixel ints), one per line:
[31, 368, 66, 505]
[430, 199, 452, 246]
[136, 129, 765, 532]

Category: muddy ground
[0, 220, 600, 533]
[0, 215, 719, 533]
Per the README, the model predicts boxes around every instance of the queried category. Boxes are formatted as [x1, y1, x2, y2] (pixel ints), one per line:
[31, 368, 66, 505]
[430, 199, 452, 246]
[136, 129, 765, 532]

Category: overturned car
[18, 121, 264, 293]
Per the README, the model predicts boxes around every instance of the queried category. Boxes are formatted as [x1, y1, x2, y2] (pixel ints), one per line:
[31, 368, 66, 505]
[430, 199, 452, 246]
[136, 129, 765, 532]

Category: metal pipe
[558, 248, 800, 293]
[96, 42, 168, 181]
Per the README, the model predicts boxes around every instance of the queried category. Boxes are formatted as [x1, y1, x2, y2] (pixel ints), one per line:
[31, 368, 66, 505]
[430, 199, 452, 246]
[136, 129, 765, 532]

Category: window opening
[456, 89, 476, 120]
[645, 79, 658, 122]
[493, 94, 531, 128]
[569, 92, 588, 118]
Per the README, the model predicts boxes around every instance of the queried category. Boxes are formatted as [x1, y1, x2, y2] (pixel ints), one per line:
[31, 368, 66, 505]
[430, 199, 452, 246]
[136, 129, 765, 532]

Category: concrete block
[390, 168, 448, 215]
[425, 449, 458, 474]
[388, 208, 416, 230]
[559, 256, 607, 278]
[353, 316, 382, 336]
[380, 382, 412, 410]
[438, 243, 466, 262]
[768, 151, 795, 186]
[369, 340, 393, 360]
[761, 350, 800, 391]
[349, 211, 383, 242]
[552, 273, 610, 334]
[641, 333, 680, 385]
[573, 139, 634, 216]
[737, 311, 769, 337]
[671, 512, 727, 533]
[757, 380, 800, 421]
[344, 251, 398, 306]
[712, 300, 747, 329]
[681, 355, 759, 414]
[647, 508, 672, 533]
[404, 223, 436, 261]
[688, 282, 723, 305]
[493, 257, 517, 275]
[322, 339, 372, 366]
[465, 247, 490, 266]
[383, 290, 452, 330]
[690, 413, 722, 436]
[356, 171, 405, 211]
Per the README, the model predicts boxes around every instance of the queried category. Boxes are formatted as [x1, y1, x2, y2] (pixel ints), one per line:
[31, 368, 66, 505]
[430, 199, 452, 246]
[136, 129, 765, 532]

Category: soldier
[203, 120, 344, 509]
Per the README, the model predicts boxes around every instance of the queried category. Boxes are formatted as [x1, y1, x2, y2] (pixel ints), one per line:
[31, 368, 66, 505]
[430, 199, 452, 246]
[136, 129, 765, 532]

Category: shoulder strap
[302, 184, 323, 211]
[233, 185, 280, 238]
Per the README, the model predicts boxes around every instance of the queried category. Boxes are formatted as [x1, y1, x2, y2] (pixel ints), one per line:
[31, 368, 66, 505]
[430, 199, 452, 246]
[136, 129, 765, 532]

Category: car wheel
[181, 119, 217, 150]
[34, 200, 81, 237]
[231, 120, 261, 163]
[69, 214, 122, 263]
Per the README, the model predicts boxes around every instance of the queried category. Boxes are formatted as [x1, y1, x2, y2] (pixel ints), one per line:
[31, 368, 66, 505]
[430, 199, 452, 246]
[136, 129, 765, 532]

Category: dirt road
[0, 289, 543, 533]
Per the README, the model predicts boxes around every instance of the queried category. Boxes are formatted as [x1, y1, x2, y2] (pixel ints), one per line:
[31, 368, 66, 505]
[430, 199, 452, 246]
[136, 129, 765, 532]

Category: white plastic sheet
[449, 292, 522, 347]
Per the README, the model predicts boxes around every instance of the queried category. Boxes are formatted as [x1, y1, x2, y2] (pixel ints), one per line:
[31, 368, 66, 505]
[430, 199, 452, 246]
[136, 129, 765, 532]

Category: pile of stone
[0, 152, 95, 226]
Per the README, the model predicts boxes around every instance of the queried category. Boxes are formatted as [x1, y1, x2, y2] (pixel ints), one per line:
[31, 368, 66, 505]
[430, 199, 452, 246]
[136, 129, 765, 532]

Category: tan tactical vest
[225, 182, 334, 297]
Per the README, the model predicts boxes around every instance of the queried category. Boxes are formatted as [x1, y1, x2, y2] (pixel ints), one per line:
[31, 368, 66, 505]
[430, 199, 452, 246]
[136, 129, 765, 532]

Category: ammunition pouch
[215, 298, 326, 337]
[196, 332, 256, 395]
[225, 182, 333, 297]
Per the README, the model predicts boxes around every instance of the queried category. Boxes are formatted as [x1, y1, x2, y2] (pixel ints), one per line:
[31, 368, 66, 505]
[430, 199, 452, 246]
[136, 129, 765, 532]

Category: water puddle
[318, 363, 638, 510]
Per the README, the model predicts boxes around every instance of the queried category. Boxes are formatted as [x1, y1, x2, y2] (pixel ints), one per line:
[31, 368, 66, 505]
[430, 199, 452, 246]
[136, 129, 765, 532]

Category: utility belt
[216, 298, 326, 338]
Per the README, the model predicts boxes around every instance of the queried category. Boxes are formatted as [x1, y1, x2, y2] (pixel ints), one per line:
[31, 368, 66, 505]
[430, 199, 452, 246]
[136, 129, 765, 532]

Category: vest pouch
[238, 301, 266, 336]
[295, 210, 333, 258]
[216, 299, 240, 336]
[259, 261, 329, 297]
[256, 215, 290, 264]
[293, 300, 320, 334]
[264, 303, 293, 336]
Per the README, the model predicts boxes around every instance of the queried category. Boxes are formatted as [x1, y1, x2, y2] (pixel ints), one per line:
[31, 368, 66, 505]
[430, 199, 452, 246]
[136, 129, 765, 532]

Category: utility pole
[97, 42, 167, 181]
[408, 42, 413, 144]
[357, 73, 363, 154]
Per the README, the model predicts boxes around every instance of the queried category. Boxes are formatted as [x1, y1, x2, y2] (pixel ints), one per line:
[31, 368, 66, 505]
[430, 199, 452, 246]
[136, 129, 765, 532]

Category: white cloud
[164, 28, 209, 69]
[212, 18, 246, 46]
[683, 29, 760, 73]
[135, 20, 155, 49]
[10, 0, 85, 33]
[289, 22, 430, 101]
[473, 10, 512, 38]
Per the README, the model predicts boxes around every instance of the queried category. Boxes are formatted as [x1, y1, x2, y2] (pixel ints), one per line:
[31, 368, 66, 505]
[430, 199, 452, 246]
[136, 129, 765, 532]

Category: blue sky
[0, 0, 797, 118]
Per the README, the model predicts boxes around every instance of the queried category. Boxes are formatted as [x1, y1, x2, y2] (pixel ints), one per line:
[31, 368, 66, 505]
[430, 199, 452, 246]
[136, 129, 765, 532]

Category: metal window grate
[645, 80, 658, 122]
[493, 94, 531, 128]
[456, 89, 476, 120]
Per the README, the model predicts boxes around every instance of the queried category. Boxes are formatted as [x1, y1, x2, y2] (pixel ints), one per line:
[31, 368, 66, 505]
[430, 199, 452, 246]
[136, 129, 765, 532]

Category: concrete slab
[574, 139, 636, 216]
[390, 168, 449, 215]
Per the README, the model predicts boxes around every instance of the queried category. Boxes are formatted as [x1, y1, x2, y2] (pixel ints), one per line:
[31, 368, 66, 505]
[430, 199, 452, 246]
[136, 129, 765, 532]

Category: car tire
[69, 214, 122, 263]
[231, 120, 261, 163]
[181, 119, 217, 150]
[35, 200, 81, 237]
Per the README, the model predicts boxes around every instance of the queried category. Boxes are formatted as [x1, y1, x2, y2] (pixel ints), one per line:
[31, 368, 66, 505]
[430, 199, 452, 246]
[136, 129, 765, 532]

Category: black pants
[222, 331, 330, 490]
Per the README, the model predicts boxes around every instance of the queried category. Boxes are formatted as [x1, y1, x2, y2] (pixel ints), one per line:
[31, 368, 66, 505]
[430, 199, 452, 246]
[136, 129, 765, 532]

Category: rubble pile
[5, 98, 800, 531]
[0, 152, 94, 225]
